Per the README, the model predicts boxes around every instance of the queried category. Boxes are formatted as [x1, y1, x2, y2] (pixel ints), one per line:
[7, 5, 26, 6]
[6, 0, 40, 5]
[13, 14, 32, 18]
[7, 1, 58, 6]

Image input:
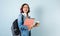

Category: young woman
[18, 3, 31, 36]
[18, 3, 39, 36]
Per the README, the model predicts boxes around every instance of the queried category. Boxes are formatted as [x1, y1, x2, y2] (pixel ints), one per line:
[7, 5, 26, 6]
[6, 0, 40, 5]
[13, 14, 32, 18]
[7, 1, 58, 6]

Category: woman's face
[23, 5, 28, 13]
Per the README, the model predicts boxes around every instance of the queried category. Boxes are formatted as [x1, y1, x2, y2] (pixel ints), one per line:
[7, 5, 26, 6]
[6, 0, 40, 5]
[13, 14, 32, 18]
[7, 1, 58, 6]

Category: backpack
[12, 15, 24, 35]
[13, 19, 20, 35]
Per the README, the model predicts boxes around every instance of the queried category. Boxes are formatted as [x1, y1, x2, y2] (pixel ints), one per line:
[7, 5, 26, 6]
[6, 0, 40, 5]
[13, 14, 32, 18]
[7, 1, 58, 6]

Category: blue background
[0, 0, 60, 36]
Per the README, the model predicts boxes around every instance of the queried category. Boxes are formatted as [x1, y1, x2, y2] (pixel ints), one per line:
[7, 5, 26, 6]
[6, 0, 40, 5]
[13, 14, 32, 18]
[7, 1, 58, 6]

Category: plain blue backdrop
[0, 0, 60, 36]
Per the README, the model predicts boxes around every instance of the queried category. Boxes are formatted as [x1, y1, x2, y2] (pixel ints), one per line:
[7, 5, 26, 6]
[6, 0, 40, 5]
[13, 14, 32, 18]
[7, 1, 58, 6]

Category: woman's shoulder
[19, 13, 23, 16]
[18, 13, 23, 18]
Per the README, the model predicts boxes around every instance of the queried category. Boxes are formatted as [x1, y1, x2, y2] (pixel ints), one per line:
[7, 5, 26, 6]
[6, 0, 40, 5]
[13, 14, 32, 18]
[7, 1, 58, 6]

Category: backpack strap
[21, 14, 24, 25]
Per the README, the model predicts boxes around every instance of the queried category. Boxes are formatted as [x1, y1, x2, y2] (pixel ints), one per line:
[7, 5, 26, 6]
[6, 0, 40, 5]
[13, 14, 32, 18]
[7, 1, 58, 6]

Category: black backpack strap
[21, 14, 24, 25]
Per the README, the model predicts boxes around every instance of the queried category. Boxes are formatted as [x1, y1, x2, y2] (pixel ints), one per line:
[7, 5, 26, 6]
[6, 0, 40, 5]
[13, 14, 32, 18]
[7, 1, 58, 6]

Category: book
[24, 18, 34, 28]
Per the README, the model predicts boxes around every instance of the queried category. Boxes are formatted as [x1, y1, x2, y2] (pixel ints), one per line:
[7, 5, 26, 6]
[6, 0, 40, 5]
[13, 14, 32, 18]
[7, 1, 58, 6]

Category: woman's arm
[18, 14, 28, 30]
[28, 22, 40, 31]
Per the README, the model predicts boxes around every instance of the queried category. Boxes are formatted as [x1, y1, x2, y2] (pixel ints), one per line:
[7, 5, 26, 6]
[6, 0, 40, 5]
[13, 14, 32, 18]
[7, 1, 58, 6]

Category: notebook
[24, 18, 34, 28]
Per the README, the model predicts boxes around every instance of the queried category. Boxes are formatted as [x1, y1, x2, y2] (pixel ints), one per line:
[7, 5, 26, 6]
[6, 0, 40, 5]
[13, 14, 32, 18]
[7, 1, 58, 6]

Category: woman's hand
[33, 23, 40, 27]
[28, 25, 33, 31]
